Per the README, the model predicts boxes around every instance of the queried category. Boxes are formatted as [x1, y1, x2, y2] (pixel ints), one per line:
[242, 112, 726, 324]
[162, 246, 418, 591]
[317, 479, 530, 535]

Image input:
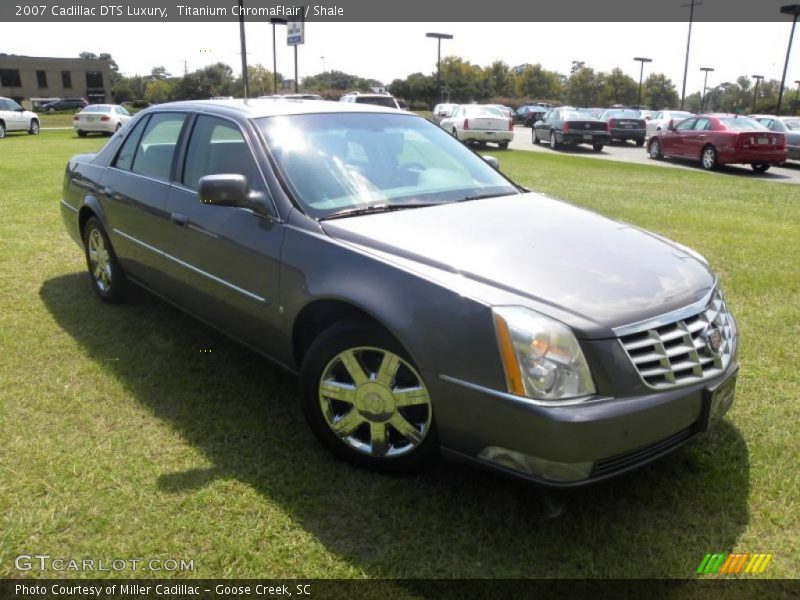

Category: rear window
[783, 118, 800, 131]
[82, 105, 111, 113]
[607, 110, 640, 118]
[719, 117, 768, 131]
[355, 96, 397, 108]
[561, 110, 595, 120]
[463, 106, 504, 117]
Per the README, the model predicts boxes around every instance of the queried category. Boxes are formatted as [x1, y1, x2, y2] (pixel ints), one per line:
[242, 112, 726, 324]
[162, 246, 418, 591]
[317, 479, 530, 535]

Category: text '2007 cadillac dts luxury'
[60, 99, 738, 486]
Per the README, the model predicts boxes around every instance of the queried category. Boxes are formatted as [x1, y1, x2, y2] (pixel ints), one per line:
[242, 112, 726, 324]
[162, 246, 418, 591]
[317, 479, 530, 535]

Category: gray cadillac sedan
[60, 99, 738, 486]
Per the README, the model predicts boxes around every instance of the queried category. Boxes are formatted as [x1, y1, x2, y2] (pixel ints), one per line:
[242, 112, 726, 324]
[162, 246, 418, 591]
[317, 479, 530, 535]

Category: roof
[143, 98, 408, 119]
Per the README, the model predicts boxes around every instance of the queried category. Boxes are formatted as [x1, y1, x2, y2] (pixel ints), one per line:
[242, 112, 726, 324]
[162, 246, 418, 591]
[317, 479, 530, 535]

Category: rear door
[161, 114, 285, 355]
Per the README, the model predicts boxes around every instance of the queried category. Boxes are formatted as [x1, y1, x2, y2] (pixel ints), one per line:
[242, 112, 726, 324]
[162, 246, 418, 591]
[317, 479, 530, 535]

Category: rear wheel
[635, 138, 644, 147]
[77, 130, 87, 138]
[532, 129, 540, 144]
[592, 143, 604, 152]
[28, 119, 39, 135]
[648, 138, 663, 159]
[701, 145, 718, 171]
[498, 141, 509, 150]
[0, 121, 5, 139]
[549, 131, 560, 150]
[300, 321, 438, 472]
[82, 217, 127, 303]
[751, 163, 770, 173]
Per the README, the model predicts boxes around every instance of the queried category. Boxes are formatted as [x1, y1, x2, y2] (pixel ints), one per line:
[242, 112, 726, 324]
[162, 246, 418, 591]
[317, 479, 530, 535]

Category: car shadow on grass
[40, 273, 750, 579]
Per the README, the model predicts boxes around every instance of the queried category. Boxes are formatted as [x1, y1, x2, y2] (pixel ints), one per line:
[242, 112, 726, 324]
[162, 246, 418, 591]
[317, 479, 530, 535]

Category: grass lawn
[0, 130, 798, 580]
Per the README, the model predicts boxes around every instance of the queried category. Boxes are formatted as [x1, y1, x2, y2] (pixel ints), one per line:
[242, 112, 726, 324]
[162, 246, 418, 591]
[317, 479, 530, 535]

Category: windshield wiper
[458, 191, 514, 202]
[320, 202, 439, 221]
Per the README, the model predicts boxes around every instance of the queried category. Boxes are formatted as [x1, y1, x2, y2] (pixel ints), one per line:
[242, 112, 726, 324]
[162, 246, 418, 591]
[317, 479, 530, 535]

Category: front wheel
[648, 138, 663, 160]
[300, 321, 438, 472]
[701, 145, 718, 171]
[0, 122, 6, 139]
[28, 119, 39, 135]
[83, 217, 127, 303]
[751, 163, 770, 173]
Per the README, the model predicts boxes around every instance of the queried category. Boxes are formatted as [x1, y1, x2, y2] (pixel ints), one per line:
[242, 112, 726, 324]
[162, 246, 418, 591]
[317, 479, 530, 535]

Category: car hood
[321, 193, 716, 337]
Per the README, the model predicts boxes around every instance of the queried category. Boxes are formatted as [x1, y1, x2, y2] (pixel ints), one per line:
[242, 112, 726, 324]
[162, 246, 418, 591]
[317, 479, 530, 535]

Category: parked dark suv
[60, 99, 738, 487]
[41, 97, 88, 112]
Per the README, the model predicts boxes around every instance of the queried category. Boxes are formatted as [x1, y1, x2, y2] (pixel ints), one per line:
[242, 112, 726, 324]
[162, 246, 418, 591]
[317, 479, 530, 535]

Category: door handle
[170, 212, 189, 227]
[103, 186, 116, 197]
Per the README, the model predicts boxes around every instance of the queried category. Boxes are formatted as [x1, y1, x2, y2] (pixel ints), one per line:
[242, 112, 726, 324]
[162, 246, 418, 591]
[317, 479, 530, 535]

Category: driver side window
[675, 118, 696, 132]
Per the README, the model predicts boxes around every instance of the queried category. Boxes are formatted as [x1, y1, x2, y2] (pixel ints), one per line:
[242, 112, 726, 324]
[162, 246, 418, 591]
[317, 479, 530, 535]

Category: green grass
[1, 130, 798, 580]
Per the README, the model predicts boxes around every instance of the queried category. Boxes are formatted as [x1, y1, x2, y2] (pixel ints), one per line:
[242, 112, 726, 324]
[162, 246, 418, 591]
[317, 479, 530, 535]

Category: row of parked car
[530, 105, 798, 172]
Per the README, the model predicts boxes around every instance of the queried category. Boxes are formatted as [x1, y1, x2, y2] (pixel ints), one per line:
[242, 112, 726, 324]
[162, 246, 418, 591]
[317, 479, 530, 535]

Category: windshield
[258, 113, 519, 218]
[719, 117, 768, 131]
[668, 111, 692, 120]
[355, 96, 396, 108]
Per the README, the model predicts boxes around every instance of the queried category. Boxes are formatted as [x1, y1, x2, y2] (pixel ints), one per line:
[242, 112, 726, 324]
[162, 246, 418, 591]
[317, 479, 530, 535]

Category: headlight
[493, 306, 596, 401]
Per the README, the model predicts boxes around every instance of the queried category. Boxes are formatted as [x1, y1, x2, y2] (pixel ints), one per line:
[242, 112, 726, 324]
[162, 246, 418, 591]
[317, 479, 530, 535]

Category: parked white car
[73, 104, 132, 137]
[0, 97, 39, 138]
[431, 103, 459, 125]
[439, 105, 514, 149]
[646, 110, 694, 140]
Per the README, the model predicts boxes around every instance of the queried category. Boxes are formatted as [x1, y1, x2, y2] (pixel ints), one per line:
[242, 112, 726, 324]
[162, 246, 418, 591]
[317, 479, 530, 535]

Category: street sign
[287, 15, 304, 45]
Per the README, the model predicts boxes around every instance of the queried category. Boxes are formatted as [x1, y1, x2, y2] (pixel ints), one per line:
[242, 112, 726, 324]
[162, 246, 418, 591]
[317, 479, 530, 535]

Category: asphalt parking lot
[509, 126, 800, 185]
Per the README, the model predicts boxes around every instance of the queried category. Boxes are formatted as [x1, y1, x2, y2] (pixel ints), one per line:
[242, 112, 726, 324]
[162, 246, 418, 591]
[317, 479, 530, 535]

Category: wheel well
[78, 206, 97, 238]
[292, 300, 388, 367]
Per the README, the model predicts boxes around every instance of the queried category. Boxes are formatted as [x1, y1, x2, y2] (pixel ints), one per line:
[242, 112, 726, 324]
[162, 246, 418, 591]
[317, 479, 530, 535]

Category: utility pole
[238, 0, 249, 98]
[680, 0, 703, 110]
[426, 32, 453, 104]
[751, 75, 764, 113]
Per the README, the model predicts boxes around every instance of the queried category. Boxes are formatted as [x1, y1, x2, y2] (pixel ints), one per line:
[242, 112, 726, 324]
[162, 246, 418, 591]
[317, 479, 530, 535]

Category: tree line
[84, 51, 799, 114]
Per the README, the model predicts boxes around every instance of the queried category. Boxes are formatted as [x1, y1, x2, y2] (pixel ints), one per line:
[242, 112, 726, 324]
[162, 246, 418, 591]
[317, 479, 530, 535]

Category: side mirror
[198, 174, 271, 216]
[482, 155, 499, 170]
[16, 106, 25, 112]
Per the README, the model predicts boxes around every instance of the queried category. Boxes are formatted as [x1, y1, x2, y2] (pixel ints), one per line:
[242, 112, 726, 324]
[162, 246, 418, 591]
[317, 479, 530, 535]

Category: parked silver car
[60, 100, 738, 486]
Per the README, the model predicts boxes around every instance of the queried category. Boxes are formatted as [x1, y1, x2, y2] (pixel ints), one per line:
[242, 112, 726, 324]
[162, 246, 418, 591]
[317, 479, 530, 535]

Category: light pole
[776, 4, 800, 115]
[321, 56, 326, 73]
[238, 0, 249, 98]
[700, 67, 714, 113]
[751, 75, 764, 113]
[634, 57, 652, 110]
[270, 18, 287, 94]
[680, 0, 703, 110]
[426, 32, 453, 103]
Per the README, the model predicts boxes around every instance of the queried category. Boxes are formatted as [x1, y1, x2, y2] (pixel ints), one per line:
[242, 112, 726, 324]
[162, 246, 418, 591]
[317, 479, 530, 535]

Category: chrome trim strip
[611, 283, 717, 337]
[60, 199, 79, 213]
[112, 228, 268, 304]
[439, 374, 598, 408]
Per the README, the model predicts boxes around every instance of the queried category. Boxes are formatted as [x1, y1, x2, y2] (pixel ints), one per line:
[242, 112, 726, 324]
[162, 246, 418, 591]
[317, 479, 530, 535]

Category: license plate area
[697, 367, 738, 432]
[583, 134, 592, 140]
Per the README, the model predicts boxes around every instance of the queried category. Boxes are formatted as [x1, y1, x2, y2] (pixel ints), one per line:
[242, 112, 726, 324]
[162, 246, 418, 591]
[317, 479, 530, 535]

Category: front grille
[618, 289, 736, 390]
[591, 426, 694, 478]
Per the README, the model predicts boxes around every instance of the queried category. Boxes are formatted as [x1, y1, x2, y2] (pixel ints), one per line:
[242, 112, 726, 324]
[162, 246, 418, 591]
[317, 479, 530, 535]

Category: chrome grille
[618, 289, 736, 390]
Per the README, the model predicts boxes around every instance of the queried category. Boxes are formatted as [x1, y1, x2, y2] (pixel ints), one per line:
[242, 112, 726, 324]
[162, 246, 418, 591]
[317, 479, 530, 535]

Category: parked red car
[647, 114, 787, 172]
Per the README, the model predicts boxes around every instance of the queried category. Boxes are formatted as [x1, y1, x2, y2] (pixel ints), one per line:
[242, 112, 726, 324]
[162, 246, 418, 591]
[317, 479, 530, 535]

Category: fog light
[478, 446, 593, 482]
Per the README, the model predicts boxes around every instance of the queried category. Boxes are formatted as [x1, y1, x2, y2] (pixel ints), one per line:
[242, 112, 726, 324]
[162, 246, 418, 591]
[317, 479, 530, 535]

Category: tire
[299, 320, 439, 472]
[115, 122, 122, 131]
[635, 138, 644, 147]
[0, 121, 5, 139]
[549, 131, 560, 150]
[498, 141, 509, 150]
[751, 163, 770, 173]
[648, 138, 663, 160]
[700, 145, 717, 171]
[28, 119, 39, 135]
[592, 143, 604, 152]
[77, 130, 87, 138]
[82, 217, 127, 303]
[532, 129, 540, 144]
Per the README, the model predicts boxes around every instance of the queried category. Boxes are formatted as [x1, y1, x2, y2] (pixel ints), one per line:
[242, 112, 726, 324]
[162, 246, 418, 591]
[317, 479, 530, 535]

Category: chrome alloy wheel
[318, 347, 432, 458]
[702, 147, 717, 170]
[87, 228, 112, 292]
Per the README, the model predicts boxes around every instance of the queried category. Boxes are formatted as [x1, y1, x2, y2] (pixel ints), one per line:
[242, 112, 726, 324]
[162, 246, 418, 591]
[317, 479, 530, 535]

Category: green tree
[600, 68, 637, 106]
[150, 66, 171, 81]
[566, 67, 603, 107]
[515, 64, 562, 102]
[484, 61, 514, 98]
[144, 79, 173, 104]
[643, 73, 679, 110]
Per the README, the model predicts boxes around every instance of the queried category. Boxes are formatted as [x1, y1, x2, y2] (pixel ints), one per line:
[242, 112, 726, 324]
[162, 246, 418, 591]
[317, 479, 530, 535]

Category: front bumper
[431, 358, 738, 487]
